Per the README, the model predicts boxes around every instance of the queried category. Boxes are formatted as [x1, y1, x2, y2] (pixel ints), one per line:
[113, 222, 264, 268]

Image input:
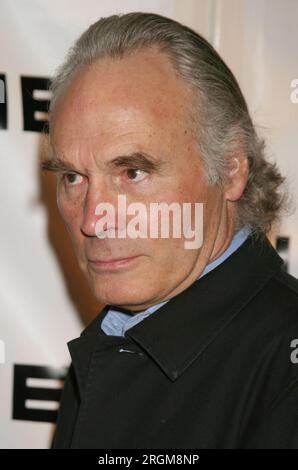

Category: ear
[224, 153, 249, 202]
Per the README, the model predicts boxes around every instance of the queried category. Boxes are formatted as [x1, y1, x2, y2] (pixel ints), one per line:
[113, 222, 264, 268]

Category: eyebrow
[40, 157, 79, 173]
[107, 152, 164, 172]
[41, 152, 164, 174]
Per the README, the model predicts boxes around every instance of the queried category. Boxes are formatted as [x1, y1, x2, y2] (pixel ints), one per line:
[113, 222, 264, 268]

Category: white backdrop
[0, 0, 297, 449]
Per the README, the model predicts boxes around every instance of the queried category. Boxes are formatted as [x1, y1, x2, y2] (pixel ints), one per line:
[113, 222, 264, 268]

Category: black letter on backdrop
[21, 76, 51, 133]
[0, 74, 7, 130]
[13, 364, 67, 423]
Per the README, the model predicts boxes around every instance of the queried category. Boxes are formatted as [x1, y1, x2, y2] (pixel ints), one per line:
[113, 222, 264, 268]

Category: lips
[89, 255, 138, 263]
[87, 255, 142, 271]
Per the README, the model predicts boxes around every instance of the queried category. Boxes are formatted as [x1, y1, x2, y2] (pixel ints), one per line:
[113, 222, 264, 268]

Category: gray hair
[49, 12, 291, 236]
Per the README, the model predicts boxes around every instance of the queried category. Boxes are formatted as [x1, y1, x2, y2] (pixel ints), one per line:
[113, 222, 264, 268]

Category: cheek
[57, 192, 82, 234]
[143, 237, 199, 288]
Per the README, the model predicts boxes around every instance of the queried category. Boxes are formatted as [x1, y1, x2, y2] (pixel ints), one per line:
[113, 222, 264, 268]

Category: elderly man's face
[49, 47, 233, 311]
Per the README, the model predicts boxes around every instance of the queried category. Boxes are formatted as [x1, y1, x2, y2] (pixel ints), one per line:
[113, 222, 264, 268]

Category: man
[42, 12, 298, 448]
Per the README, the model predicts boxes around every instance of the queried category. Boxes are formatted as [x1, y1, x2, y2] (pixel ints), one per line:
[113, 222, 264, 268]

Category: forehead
[49, 46, 196, 151]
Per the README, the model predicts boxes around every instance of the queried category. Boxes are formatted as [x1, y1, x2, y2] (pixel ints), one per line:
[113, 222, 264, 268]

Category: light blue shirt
[101, 224, 252, 337]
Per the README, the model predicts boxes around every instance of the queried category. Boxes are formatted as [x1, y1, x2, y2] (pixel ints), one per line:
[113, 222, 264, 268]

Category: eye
[125, 168, 148, 182]
[62, 172, 84, 186]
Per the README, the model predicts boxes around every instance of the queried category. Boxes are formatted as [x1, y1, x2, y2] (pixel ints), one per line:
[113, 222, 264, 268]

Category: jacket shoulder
[273, 268, 298, 297]
[267, 268, 298, 322]
[258, 267, 298, 321]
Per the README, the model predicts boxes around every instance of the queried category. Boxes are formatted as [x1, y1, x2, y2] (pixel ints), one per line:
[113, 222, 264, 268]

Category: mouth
[87, 255, 143, 272]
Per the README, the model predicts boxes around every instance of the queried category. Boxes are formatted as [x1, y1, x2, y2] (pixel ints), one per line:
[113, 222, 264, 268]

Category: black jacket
[52, 233, 298, 448]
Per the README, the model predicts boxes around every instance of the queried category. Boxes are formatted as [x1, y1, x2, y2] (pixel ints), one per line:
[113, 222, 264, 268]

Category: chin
[88, 276, 157, 310]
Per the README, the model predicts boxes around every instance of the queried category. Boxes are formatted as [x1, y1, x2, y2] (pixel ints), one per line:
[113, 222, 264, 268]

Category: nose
[80, 182, 118, 237]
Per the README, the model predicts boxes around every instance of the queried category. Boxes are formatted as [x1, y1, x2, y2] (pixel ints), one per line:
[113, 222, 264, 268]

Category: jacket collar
[68, 233, 283, 388]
